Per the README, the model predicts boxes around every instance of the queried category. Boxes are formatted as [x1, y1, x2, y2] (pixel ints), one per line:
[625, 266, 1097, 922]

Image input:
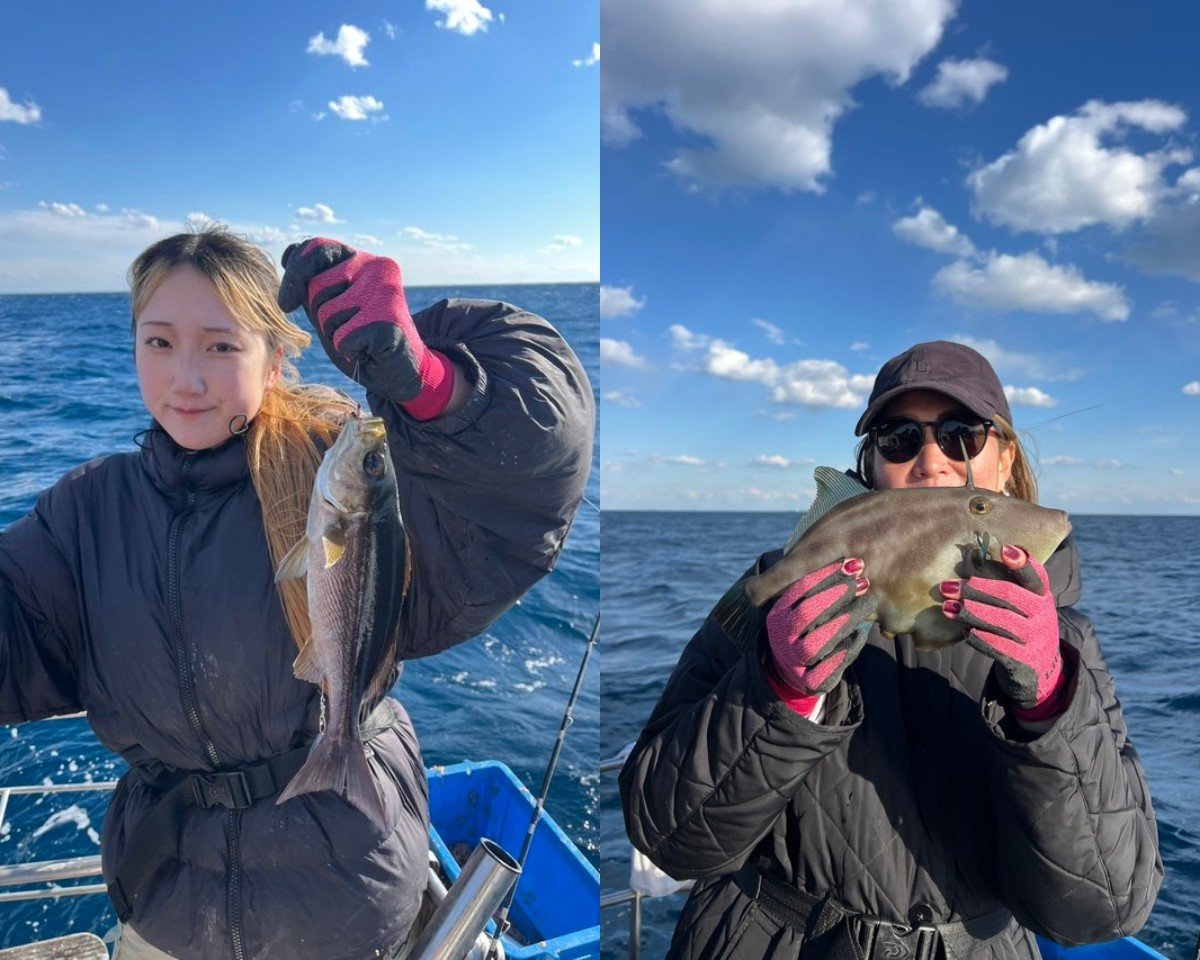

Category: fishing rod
[486, 610, 600, 959]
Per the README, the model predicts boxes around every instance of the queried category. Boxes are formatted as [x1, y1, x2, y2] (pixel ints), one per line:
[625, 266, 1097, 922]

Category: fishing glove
[277, 238, 456, 420]
[941, 544, 1068, 717]
[765, 558, 876, 713]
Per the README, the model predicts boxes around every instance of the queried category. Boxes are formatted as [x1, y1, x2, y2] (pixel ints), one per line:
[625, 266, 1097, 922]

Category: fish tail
[276, 732, 388, 829]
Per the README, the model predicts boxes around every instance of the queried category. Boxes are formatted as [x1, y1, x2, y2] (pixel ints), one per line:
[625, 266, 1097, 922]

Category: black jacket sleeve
[368, 298, 594, 660]
[982, 607, 1162, 943]
[0, 478, 85, 722]
[619, 561, 861, 880]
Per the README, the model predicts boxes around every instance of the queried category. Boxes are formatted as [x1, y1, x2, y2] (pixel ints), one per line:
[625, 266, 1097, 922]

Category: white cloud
[654, 454, 705, 466]
[602, 0, 957, 191]
[669, 324, 710, 351]
[573, 43, 600, 68]
[351, 233, 382, 246]
[918, 57, 1007, 109]
[932, 253, 1129, 321]
[401, 225, 471, 254]
[295, 203, 340, 224]
[601, 338, 649, 369]
[1042, 456, 1084, 467]
[893, 205, 976, 256]
[686, 335, 874, 408]
[427, 0, 493, 36]
[752, 318, 786, 345]
[382, 21, 399, 41]
[307, 24, 371, 68]
[602, 390, 641, 408]
[327, 95, 386, 121]
[752, 454, 810, 469]
[1184, 381, 1200, 396]
[544, 234, 585, 252]
[850, 341, 869, 351]
[0, 88, 41, 124]
[1004, 385, 1058, 407]
[39, 201, 87, 218]
[94, 203, 109, 213]
[1125, 196, 1200, 281]
[968, 100, 1189, 234]
[949, 334, 1084, 382]
[600, 284, 646, 319]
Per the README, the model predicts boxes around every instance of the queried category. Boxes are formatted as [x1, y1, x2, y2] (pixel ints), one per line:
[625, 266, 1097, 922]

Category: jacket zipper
[168, 455, 246, 960]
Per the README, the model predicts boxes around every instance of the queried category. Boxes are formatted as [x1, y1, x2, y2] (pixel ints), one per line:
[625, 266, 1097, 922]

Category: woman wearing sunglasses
[620, 341, 1161, 960]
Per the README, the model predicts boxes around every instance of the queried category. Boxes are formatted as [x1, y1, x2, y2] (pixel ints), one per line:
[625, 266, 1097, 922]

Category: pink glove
[765, 558, 875, 712]
[941, 543, 1068, 717]
[277, 238, 455, 420]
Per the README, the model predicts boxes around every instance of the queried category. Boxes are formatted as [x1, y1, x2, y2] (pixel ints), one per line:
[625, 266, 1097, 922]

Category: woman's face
[135, 266, 281, 451]
[871, 389, 1014, 493]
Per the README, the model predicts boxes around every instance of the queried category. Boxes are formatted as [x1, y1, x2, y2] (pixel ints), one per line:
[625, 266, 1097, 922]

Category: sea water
[0, 285, 599, 944]
[601, 511, 1199, 960]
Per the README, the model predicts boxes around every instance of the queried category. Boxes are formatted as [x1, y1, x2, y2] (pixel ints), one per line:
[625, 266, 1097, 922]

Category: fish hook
[959, 434, 975, 489]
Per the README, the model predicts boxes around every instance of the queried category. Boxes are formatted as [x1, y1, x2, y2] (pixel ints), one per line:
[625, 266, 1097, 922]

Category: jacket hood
[1044, 531, 1082, 608]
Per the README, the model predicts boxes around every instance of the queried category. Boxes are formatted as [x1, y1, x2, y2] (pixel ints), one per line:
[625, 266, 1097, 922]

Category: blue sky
[601, 0, 1200, 515]
[0, 1, 597, 292]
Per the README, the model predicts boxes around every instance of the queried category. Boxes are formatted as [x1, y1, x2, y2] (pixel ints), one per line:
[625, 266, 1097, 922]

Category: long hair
[853, 414, 1038, 502]
[128, 224, 357, 656]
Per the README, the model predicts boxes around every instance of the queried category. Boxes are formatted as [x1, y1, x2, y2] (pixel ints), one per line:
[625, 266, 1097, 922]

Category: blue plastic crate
[1037, 938, 1168, 960]
[426, 760, 600, 960]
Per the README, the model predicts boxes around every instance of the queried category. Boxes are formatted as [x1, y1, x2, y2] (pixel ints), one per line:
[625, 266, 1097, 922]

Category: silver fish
[744, 468, 1072, 650]
[274, 412, 408, 825]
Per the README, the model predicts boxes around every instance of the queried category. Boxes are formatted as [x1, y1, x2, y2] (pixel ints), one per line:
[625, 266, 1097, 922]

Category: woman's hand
[765, 558, 875, 704]
[277, 237, 461, 420]
[941, 544, 1067, 714]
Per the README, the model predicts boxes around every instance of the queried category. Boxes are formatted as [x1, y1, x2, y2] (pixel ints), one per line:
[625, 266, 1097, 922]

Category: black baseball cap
[854, 341, 1012, 436]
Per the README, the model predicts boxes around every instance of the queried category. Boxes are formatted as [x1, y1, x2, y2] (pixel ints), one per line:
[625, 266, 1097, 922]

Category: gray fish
[274, 412, 408, 825]
[744, 468, 1072, 650]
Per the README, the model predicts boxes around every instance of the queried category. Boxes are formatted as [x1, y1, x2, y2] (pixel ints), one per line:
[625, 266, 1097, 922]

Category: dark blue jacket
[0, 299, 594, 959]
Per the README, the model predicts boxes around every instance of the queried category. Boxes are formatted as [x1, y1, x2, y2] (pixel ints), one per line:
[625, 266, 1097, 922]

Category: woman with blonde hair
[0, 226, 594, 959]
[621, 341, 1160, 960]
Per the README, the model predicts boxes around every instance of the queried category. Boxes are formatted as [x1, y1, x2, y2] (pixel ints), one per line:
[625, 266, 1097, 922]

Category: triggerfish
[742, 467, 1072, 650]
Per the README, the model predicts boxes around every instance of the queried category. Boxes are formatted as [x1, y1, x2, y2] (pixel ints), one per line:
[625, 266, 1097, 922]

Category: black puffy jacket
[0, 299, 594, 960]
[620, 536, 1162, 960]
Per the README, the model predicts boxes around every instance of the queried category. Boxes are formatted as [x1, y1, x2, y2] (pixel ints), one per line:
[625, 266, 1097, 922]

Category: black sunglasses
[870, 415, 994, 464]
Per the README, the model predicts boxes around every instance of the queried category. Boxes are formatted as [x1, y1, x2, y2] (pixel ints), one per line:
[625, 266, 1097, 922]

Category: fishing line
[486, 610, 600, 959]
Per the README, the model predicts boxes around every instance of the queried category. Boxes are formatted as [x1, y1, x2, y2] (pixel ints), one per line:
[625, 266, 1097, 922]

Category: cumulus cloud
[752, 318, 787, 345]
[602, 390, 641, 408]
[307, 24, 371, 67]
[0, 88, 41, 124]
[295, 203, 340, 224]
[401, 225, 471, 253]
[968, 100, 1190, 233]
[327, 95, 386, 121]
[949, 334, 1084, 382]
[1004, 385, 1057, 407]
[602, 0, 957, 191]
[1042, 456, 1084, 467]
[39, 201, 87, 218]
[752, 454, 811, 469]
[544, 234, 585, 252]
[600, 284, 646, 319]
[573, 43, 600, 68]
[933, 253, 1129, 321]
[918, 57, 1007, 109]
[601, 338, 649, 369]
[893, 205, 976, 256]
[427, 0, 493, 36]
[1185, 381, 1200, 396]
[351, 233, 382, 246]
[652, 454, 705, 466]
[850, 341, 869, 351]
[675, 330, 873, 408]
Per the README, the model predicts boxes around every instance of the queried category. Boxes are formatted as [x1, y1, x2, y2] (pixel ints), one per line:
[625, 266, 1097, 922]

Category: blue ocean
[601, 511, 1200, 960]
[0, 285, 599, 945]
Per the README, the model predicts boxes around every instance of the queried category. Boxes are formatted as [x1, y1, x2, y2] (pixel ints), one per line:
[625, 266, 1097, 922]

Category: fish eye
[363, 451, 386, 478]
[968, 496, 991, 515]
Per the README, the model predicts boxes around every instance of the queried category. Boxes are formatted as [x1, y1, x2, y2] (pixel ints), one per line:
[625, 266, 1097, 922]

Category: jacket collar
[139, 422, 250, 497]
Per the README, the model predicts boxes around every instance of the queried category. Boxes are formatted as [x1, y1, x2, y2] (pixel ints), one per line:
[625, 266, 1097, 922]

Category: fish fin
[321, 523, 347, 569]
[783, 467, 870, 553]
[275, 538, 309, 582]
[292, 642, 325, 687]
[276, 733, 388, 830]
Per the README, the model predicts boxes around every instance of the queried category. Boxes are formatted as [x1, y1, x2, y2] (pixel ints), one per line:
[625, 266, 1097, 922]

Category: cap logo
[915, 360, 930, 372]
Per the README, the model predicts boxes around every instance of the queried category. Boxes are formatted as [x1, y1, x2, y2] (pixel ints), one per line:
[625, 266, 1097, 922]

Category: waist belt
[108, 699, 398, 923]
[732, 862, 1012, 960]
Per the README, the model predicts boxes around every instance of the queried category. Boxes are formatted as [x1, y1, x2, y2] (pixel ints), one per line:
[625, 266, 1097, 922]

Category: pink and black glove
[765, 558, 875, 714]
[941, 543, 1069, 719]
[277, 238, 455, 421]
